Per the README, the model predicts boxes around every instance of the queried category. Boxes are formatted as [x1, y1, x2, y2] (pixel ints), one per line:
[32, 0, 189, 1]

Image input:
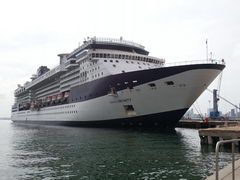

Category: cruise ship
[11, 37, 225, 128]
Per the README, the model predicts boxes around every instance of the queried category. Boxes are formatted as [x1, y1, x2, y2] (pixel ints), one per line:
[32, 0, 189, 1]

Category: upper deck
[67, 37, 149, 59]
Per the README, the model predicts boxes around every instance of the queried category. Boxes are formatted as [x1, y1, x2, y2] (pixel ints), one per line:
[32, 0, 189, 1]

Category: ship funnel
[58, 53, 69, 65]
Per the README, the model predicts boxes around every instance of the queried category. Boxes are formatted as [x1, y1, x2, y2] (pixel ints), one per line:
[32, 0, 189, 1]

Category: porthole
[113, 64, 116, 67]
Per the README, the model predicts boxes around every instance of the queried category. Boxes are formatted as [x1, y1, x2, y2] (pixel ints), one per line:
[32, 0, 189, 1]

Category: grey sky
[1, 0, 240, 117]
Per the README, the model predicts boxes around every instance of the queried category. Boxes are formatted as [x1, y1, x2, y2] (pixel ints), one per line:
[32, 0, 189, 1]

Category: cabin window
[116, 60, 119, 63]
[148, 83, 156, 87]
[165, 81, 174, 85]
[110, 60, 113, 63]
[113, 64, 116, 67]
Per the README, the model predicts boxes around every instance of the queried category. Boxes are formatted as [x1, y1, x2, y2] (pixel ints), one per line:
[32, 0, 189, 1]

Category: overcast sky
[0, 0, 240, 117]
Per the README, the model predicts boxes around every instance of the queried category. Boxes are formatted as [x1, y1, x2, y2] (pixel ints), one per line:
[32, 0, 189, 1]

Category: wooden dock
[199, 126, 240, 145]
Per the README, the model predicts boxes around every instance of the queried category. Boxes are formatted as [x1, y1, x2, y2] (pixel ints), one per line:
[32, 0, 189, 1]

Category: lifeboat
[30, 101, 35, 110]
[57, 93, 63, 103]
[52, 95, 57, 101]
[64, 91, 70, 98]
[62, 91, 70, 103]
[47, 96, 52, 102]
[51, 95, 57, 105]
[57, 93, 63, 100]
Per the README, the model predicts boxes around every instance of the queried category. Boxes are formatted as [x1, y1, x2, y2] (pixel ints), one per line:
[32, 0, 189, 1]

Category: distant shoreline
[0, 118, 11, 120]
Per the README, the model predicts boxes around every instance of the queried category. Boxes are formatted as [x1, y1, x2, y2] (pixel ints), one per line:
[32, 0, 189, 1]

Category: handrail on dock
[215, 139, 240, 180]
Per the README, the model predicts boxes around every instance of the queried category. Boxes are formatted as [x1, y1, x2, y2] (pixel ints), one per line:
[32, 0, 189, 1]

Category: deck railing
[163, 59, 225, 68]
[95, 37, 145, 49]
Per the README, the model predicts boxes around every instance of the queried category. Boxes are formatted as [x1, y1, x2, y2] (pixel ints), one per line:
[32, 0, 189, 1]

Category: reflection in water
[0, 121, 238, 180]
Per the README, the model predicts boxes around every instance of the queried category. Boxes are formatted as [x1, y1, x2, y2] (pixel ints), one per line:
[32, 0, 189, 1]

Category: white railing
[95, 37, 145, 49]
[163, 59, 225, 68]
[25, 64, 65, 89]
[215, 139, 240, 180]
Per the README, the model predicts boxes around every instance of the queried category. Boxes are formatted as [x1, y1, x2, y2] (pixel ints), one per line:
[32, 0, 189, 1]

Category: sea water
[0, 120, 236, 180]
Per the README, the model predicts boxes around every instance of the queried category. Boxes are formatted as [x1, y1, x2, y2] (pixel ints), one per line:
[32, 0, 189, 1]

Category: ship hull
[12, 63, 224, 128]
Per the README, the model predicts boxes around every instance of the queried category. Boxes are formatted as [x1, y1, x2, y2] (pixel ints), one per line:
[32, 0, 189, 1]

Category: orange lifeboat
[47, 96, 52, 102]
[52, 95, 57, 101]
[57, 93, 63, 100]
[64, 91, 70, 98]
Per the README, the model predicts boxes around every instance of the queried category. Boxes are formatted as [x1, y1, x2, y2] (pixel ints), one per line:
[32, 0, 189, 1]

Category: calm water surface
[0, 120, 237, 180]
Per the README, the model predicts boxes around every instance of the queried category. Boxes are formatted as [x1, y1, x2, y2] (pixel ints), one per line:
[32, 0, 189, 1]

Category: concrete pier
[199, 126, 240, 145]
[177, 119, 240, 129]
[206, 159, 240, 180]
